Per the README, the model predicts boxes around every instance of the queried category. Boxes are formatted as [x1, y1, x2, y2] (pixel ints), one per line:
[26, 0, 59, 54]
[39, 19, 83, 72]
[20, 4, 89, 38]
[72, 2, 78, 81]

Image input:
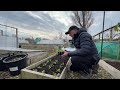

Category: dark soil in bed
[31, 55, 69, 77]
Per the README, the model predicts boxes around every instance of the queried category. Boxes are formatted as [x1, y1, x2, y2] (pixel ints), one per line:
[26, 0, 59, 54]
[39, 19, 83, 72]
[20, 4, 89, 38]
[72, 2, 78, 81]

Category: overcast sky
[0, 11, 120, 39]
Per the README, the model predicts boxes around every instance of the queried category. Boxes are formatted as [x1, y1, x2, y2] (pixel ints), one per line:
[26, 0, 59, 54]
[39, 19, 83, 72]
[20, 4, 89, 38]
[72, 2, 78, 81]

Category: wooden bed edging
[20, 54, 70, 79]
[99, 60, 120, 79]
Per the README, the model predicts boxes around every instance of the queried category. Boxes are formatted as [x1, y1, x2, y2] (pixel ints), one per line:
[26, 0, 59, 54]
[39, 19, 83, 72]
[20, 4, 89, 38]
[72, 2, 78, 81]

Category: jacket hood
[77, 28, 87, 34]
[74, 28, 87, 39]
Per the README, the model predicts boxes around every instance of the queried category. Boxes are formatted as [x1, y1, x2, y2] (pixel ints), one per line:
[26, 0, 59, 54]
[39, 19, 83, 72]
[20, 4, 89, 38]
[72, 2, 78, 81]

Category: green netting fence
[95, 42, 120, 60]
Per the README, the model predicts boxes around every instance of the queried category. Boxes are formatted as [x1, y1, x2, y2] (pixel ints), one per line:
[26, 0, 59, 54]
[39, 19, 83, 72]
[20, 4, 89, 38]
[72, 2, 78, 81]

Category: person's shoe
[92, 64, 99, 74]
[79, 69, 92, 79]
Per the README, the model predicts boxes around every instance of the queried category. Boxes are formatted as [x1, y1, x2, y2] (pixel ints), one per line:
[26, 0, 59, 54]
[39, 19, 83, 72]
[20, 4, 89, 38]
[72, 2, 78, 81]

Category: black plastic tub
[0, 53, 11, 71]
[3, 54, 27, 76]
[58, 52, 64, 55]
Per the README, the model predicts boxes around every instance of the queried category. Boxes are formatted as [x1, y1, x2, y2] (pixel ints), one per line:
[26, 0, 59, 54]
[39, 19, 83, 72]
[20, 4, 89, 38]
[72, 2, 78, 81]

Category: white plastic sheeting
[0, 36, 17, 47]
[0, 36, 29, 48]
[62, 47, 76, 51]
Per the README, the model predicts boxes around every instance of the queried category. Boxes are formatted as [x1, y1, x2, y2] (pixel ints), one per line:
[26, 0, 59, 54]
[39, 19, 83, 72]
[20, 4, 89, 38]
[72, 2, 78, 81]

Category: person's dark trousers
[70, 56, 94, 74]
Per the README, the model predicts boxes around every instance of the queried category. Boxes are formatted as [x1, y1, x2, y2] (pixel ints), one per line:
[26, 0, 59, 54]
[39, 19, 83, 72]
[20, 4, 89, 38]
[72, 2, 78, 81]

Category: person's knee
[66, 58, 80, 72]
[71, 56, 80, 64]
[71, 56, 80, 60]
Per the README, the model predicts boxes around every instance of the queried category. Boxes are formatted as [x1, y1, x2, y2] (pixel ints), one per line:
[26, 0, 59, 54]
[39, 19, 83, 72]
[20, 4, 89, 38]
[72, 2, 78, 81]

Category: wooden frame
[20, 54, 70, 79]
[99, 60, 120, 79]
[21, 55, 120, 79]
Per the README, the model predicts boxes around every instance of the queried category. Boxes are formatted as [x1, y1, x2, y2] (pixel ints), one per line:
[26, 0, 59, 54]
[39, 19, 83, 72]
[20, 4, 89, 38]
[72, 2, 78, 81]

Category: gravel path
[0, 71, 19, 79]
[65, 66, 113, 79]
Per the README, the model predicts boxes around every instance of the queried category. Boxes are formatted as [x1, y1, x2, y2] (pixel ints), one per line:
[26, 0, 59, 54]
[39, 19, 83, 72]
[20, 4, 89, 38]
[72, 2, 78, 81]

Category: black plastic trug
[0, 53, 10, 71]
[3, 54, 27, 76]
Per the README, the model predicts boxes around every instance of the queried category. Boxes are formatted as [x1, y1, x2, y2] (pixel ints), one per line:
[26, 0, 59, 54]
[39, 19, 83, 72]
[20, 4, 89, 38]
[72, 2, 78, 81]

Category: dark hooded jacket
[68, 28, 100, 63]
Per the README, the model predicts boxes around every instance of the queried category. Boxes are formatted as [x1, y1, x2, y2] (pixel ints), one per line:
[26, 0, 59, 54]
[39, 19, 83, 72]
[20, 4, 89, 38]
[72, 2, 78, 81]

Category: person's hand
[61, 51, 69, 58]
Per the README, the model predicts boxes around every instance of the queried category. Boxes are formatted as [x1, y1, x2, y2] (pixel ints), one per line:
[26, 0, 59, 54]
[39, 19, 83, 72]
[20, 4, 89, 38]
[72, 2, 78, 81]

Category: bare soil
[105, 60, 120, 71]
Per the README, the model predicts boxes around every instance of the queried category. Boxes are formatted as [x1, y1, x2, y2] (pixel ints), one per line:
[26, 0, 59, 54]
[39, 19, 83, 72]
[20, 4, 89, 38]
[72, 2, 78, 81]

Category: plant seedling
[53, 61, 57, 65]
[60, 65, 63, 68]
[46, 60, 49, 63]
[37, 66, 41, 69]
[56, 69, 60, 73]
[53, 73, 57, 76]
[42, 70, 45, 73]
[32, 69, 37, 72]
[48, 65, 51, 69]
[49, 59, 51, 62]
[56, 73, 60, 77]
[42, 63, 46, 66]
[61, 62, 64, 66]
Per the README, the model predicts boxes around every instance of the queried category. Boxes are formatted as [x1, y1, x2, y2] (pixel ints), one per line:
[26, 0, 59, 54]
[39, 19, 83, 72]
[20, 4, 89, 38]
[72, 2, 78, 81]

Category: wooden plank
[99, 60, 120, 79]
[59, 57, 71, 79]
[59, 67, 67, 79]
[21, 69, 57, 79]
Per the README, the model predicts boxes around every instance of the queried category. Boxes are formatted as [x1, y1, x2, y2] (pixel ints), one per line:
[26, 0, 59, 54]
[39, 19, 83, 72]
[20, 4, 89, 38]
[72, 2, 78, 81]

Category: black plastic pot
[58, 52, 64, 55]
[0, 53, 11, 71]
[3, 54, 27, 76]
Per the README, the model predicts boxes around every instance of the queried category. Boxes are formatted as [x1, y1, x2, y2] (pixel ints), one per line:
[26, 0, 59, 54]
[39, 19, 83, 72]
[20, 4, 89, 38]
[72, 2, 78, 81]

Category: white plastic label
[63, 47, 76, 51]
[9, 67, 18, 71]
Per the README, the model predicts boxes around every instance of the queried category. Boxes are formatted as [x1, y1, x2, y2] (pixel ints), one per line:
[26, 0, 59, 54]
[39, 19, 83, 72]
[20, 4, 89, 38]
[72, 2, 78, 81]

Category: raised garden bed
[31, 55, 69, 77]
[21, 54, 70, 79]
[1, 58, 118, 79]
[0, 65, 113, 79]
[98, 60, 120, 79]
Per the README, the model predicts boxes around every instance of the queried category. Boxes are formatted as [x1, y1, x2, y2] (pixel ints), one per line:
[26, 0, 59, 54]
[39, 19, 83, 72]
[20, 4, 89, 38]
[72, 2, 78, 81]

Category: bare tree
[71, 11, 94, 29]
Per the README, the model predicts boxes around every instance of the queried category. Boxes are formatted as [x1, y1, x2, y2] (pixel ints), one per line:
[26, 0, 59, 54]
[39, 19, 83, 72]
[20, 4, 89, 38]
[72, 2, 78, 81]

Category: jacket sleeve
[68, 32, 92, 57]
